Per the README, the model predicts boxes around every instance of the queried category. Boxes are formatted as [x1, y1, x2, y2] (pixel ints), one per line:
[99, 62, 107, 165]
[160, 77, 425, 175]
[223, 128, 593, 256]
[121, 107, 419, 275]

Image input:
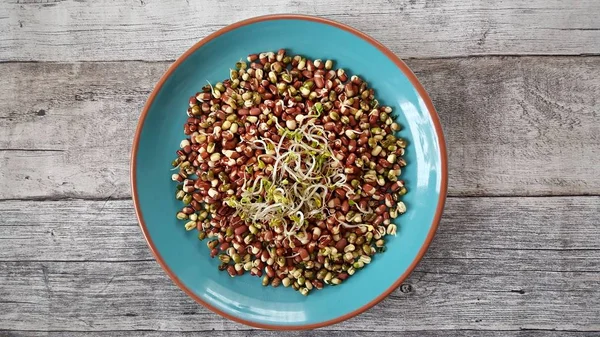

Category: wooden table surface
[1, 0, 599, 336]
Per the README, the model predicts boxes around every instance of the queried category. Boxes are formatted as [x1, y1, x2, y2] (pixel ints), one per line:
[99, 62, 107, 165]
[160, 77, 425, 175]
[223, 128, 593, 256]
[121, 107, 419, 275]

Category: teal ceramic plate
[131, 14, 447, 329]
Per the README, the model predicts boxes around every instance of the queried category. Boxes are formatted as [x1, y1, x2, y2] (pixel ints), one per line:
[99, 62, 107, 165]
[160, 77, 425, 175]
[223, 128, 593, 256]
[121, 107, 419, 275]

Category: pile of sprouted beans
[171, 49, 407, 295]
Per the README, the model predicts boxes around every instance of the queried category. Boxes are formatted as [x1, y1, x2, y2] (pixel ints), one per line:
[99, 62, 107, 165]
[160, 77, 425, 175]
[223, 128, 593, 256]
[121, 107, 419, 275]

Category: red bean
[265, 266, 275, 278]
[363, 184, 376, 195]
[335, 238, 347, 251]
[341, 200, 350, 213]
[298, 248, 309, 261]
[234, 225, 248, 236]
[346, 153, 357, 166]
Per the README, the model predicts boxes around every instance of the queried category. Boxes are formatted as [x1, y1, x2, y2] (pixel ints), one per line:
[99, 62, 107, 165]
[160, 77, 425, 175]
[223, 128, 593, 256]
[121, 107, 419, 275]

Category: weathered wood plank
[414, 57, 600, 197]
[1, 197, 599, 262]
[0, 61, 161, 200]
[1, 0, 599, 61]
[6, 330, 597, 336]
[1, 260, 598, 331]
[0, 197, 598, 331]
[1, 57, 599, 199]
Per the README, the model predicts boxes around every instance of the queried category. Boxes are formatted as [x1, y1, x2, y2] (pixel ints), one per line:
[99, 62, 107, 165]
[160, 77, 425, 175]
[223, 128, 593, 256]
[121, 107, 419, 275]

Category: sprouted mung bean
[171, 49, 408, 295]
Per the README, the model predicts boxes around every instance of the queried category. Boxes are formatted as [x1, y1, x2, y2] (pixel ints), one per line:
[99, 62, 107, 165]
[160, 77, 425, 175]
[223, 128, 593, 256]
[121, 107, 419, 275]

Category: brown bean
[334, 124, 343, 134]
[261, 250, 269, 262]
[344, 166, 360, 175]
[324, 122, 336, 131]
[264, 230, 274, 242]
[335, 238, 347, 251]
[190, 200, 202, 211]
[348, 139, 357, 152]
[369, 111, 379, 125]
[341, 200, 350, 213]
[334, 188, 347, 199]
[390, 181, 402, 192]
[319, 235, 332, 248]
[346, 153, 357, 166]
[192, 193, 203, 202]
[307, 241, 317, 254]
[378, 158, 392, 168]
[314, 74, 324, 88]
[298, 248, 309, 261]
[359, 199, 369, 211]
[243, 147, 254, 157]
[363, 184, 376, 195]
[328, 197, 341, 208]
[276, 247, 285, 256]
[234, 225, 248, 236]
[375, 204, 387, 215]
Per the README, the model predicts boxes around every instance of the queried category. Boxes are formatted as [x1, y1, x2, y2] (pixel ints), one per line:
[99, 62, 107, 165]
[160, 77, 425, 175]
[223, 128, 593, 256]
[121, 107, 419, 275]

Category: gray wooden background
[1, 0, 599, 336]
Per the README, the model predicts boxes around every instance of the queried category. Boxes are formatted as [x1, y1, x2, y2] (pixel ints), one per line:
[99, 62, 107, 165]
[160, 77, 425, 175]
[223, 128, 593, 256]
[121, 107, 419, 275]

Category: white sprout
[226, 116, 348, 241]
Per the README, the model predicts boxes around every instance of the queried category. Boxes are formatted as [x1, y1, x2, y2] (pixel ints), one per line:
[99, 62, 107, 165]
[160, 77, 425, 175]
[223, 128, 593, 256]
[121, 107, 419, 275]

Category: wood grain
[0, 197, 598, 332]
[1, 256, 598, 332]
[5, 330, 598, 337]
[1, 56, 599, 199]
[1, 0, 599, 62]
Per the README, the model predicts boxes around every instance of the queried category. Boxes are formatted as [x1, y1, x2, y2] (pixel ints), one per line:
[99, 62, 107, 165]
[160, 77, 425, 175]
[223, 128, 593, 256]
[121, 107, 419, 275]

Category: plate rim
[130, 13, 448, 330]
